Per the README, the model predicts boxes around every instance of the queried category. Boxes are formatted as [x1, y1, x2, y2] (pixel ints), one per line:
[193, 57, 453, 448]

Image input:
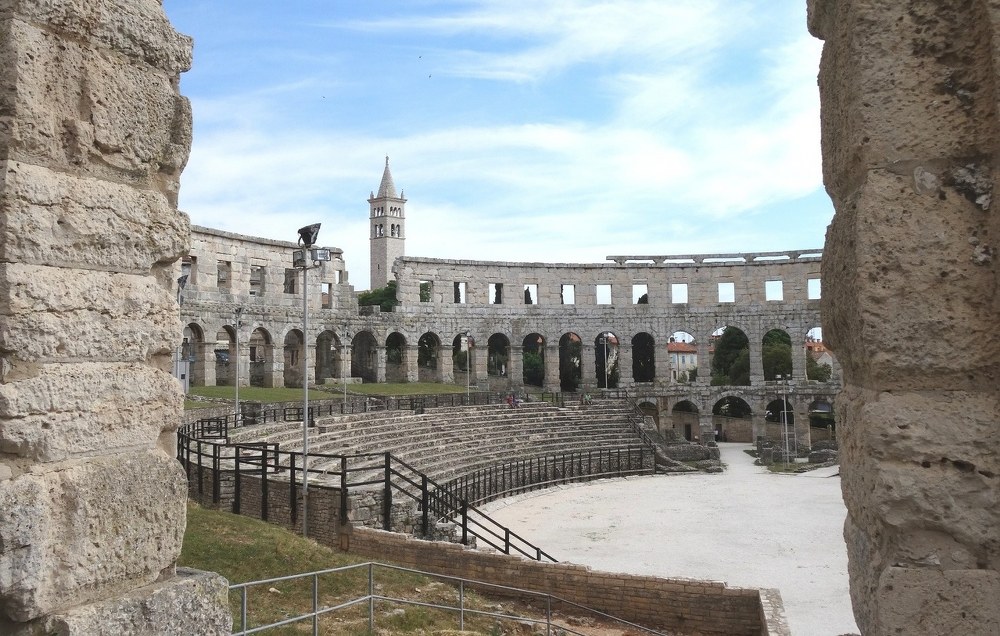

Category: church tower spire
[369, 156, 406, 290]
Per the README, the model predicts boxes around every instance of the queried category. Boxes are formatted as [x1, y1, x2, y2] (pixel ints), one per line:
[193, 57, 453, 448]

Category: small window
[217, 261, 231, 290]
[718, 282, 735, 303]
[765, 280, 784, 301]
[335, 270, 343, 284]
[489, 283, 503, 305]
[249, 265, 265, 296]
[453, 281, 467, 304]
[596, 284, 612, 305]
[321, 282, 332, 309]
[283, 269, 297, 294]
[807, 278, 821, 300]
[523, 284, 538, 305]
[671, 283, 688, 304]
[181, 256, 197, 284]
[632, 284, 649, 304]
[419, 281, 432, 302]
[561, 284, 576, 305]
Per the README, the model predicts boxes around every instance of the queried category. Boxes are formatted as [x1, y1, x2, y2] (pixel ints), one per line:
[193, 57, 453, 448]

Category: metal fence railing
[230, 561, 671, 636]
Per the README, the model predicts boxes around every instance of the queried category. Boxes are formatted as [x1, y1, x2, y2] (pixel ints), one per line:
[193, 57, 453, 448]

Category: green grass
[187, 385, 338, 403]
[344, 382, 469, 396]
[179, 504, 551, 635]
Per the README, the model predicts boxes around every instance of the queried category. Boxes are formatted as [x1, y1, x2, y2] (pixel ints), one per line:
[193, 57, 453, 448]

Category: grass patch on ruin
[180, 503, 559, 635]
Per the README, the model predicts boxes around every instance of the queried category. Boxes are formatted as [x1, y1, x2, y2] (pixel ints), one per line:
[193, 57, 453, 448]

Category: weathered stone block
[0, 568, 231, 636]
[0, 362, 182, 461]
[0, 451, 186, 622]
[0, 0, 193, 73]
[0, 161, 189, 269]
[823, 169, 996, 391]
[0, 20, 191, 188]
[878, 567, 1000, 635]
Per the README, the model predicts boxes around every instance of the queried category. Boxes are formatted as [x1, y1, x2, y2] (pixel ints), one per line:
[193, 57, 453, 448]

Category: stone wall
[810, 1, 1000, 634]
[0, 1, 229, 633]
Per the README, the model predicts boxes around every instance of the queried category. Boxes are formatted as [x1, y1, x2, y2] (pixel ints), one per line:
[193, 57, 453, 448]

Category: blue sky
[163, 0, 830, 291]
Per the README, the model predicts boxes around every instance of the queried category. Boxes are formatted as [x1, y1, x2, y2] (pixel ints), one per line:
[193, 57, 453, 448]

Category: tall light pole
[599, 335, 609, 390]
[342, 330, 351, 405]
[293, 223, 330, 538]
[777, 374, 790, 468]
[233, 307, 242, 425]
[464, 332, 474, 400]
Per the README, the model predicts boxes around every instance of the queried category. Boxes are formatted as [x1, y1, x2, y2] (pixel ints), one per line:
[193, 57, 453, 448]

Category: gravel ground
[482, 442, 860, 636]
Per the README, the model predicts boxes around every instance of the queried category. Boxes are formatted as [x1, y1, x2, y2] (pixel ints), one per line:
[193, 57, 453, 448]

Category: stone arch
[182, 322, 205, 387]
[710, 325, 750, 386]
[522, 332, 545, 387]
[671, 400, 700, 441]
[249, 327, 274, 387]
[668, 330, 698, 384]
[215, 325, 236, 386]
[283, 328, 304, 388]
[353, 330, 379, 383]
[418, 332, 442, 382]
[452, 332, 476, 389]
[712, 395, 753, 443]
[315, 330, 337, 385]
[636, 399, 659, 428]
[559, 332, 582, 391]
[809, 398, 836, 442]
[762, 328, 793, 381]
[385, 332, 408, 383]
[487, 333, 510, 377]
[595, 331, 619, 389]
[631, 332, 655, 383]
[805, 325, 834, 382]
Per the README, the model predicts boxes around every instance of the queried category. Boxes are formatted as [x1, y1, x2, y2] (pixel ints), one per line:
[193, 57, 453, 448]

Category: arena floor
[482, 442, 860, 636]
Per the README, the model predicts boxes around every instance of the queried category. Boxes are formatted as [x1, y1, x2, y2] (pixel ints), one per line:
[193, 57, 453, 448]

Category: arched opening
[249, 327, 273, 387]
[765, 397, 796, 448]
[559, 333, 582, 391]
[710, 326, 750, 386]
[315, 330, 337, 385]
[809, 398, 836, 442]
[671, 400, 699, 441]
[595, 331, 619, 389]
[385, 332, 407, 383]
[214, 326, 235, 386]
[353, 331, 379, 383]
[182, 323, 205, 387]
[522, 333, 545, 387]
[806, 326, 834, 382]
[713, 396, 753, 442]
[762, 328, 793, 381]
[418, 332, 441, 382]
[283, 329, 304, 388]
[637, 400, 659, 428]
[451, 333, 475, 388]
[668, 331, 698, 383]
[631, 332, 655, 383]
[487, 334, 510, 377]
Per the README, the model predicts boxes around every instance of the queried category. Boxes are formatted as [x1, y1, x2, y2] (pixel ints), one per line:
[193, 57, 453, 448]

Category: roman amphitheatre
[2, 2, 999, 636]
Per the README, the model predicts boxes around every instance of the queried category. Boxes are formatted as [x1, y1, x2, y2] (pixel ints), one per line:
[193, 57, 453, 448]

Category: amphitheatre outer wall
[179, 227, 839, 445]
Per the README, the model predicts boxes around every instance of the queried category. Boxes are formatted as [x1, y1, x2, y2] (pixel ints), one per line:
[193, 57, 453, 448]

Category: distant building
[668, 339, 698, 381]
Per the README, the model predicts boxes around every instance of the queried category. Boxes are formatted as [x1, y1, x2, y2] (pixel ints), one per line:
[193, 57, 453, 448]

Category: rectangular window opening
[419, 281, 432, 303]
[765, 280, 784, 301]
[321, 282, 332, 309]
[249, 265, 265, 296]
[523, 284, 538, 305]
[671, 283, 688, 304]
[632, 284, 649, 304]
[807, 278, 821, 300]
[489, 283, 503, 305]
[596, 284, 612, 305]
[561, 284, 575, 305]
[283, 269, 297, 294]
[453, 281, 467, 304]
[718, 282, 735, 303]
[217, 260, 231, 290]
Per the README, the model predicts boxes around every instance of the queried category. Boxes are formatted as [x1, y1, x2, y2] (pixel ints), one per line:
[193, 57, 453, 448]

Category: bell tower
[368, 156, 406, 290]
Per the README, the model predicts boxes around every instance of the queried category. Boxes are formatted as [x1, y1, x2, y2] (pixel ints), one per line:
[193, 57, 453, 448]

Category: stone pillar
[811, 2, 1000, 633]
[543, 344, 561, 392]
[375, 346, 387, 383]
[694, 339, 711, 386]
[195, 341, 215, 387]
[747, 340, 765, 385]
[305, 343, 317, 387]
[509, 346, 523, 387]
[0, 1, 230, 633]
[405, 345, 419, 382]
[617, 343, 633, 388]
[751, 413, 767, 443]
[438, 344, 454, 383]
[580, 344, 596, 389]
[792, 401, 811, 452]
[794, 342, 809, 382]
[472, 346, 486, 388]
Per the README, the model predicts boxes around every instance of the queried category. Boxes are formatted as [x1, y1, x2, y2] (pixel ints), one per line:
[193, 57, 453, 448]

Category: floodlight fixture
[298, 223, 321, 247]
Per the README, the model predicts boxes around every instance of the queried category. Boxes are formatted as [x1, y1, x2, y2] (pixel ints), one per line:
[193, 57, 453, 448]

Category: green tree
[689, 366, 698, 382]
[452, 350, 468, 371]
[560, 339, 582, 391]
[358, 281, 399, 312]
[807, 356, 832, 382]
[418, 337, 437, 369]
[419, 281, 431, 302]
[522, 351, 544, 386]
[711, 327, 750, 386]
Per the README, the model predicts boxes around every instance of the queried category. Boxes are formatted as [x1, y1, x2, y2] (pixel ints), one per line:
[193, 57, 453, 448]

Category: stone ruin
[812, 1, 1000, 634]
[0, 0, 997, 634]
[0, 1, 228, 633]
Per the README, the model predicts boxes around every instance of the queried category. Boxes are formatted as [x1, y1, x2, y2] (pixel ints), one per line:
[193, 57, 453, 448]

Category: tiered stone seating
[224, 400, 648, 486]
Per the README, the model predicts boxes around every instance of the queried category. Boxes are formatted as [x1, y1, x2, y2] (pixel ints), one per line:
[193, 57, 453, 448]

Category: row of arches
[180, 321, 834, 390]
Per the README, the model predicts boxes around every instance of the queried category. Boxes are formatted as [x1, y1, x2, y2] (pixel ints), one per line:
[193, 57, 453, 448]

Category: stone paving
[483, 443, 860, 636]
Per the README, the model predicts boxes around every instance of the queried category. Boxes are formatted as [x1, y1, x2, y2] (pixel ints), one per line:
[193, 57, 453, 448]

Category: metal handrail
[230, 561, 671, 636]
